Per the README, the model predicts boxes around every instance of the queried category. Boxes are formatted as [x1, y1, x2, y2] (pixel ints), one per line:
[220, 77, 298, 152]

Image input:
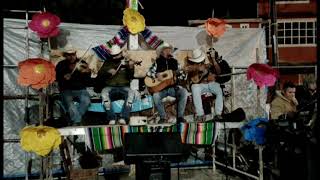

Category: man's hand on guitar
[184, 65, 197, 73]
[207, 74, 216, 82]
[198, 64, 207, 72]
[156, 73, 164, 81]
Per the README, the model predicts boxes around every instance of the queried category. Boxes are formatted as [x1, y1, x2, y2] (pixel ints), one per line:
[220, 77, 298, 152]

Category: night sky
[3, 0, 258, 26]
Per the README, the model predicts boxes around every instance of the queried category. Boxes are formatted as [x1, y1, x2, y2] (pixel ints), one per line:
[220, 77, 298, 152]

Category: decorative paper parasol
[20, 125, 62, 156]
[123, 8, 145, 34]
[205, 18, 226, 38]
[17, 58, 56, 90]
[247, 63, 279, 88]
[28, 12, 60, 38]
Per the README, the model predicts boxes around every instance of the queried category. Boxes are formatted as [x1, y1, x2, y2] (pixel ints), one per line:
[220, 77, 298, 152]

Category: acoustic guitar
[186, 48, 231, 85]
[186, 64, 211, 84]
[144, 70, 175, 93]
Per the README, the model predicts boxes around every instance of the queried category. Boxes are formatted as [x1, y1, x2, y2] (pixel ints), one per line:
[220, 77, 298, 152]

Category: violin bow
[70, 43, 93, 75]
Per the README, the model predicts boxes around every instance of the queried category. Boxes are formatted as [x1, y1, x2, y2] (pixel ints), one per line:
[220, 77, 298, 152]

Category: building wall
[258, 0, 317, 18]
[267, 46, 317, 64]
[228, 22, 261, 28]
[257, 0, 317, 85]
[279, 74, 300, 84]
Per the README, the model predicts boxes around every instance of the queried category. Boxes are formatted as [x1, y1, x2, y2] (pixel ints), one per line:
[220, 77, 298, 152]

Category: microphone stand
[174, 70, 180, 126]
[167, 54, 182, 127]
[223, 119, 229, 180]
[174, 69, 182, 180]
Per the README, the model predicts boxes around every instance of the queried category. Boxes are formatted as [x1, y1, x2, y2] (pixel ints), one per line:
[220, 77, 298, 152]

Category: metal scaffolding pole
[270, 0, 278, 67]
[4, 9, 41, 13]
[24, 9, 31, 180]
[270, 0, 280, 89]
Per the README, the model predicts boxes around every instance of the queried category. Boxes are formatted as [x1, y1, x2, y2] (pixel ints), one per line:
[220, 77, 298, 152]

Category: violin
[111, 58, 142, 77]
[76, 60, 91, 73]
[69, 59, 91, 74]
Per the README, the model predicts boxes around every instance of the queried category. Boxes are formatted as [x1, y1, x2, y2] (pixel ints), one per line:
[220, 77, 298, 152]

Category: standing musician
[55, 46, 92, 126]
[95, 45, 139, 125]
[185, 48, 223, 122]
[146, 42, 188, 124]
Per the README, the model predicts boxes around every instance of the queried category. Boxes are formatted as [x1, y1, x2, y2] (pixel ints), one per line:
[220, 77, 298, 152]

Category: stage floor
[99, 168, 244, 180]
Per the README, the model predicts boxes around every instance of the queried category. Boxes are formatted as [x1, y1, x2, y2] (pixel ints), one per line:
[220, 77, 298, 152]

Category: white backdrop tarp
[3, 18, 267, 176]
[4, 18, 267, 66]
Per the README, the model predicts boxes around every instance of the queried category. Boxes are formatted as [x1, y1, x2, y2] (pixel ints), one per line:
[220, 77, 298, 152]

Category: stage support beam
[128, 0, 139, 50]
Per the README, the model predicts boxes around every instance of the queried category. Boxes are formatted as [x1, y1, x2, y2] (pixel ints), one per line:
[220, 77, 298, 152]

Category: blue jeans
[61, 89, 91, 123]
[191, 81, 223, 116]
[153, 86, 188, 119]
[101, 86, 134, 121]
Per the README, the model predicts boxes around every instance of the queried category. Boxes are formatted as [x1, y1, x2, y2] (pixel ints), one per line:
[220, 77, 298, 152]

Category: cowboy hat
[62, 44, 77, 54]
[188, 48, 206, 63]
[109, 44, 122, 56]
[156, 42, 173, 56]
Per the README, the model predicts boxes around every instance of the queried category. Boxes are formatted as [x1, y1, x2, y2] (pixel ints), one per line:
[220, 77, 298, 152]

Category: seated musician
[185, 48, 223, 122]
[146, 42, 188, 124]
[95, 45, 135, 125]
[55, 45, 92, 126]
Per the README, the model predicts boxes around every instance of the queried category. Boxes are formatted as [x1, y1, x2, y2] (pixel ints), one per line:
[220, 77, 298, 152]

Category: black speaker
[136, 161, 171, 180]
[124, 132, 189, 180]
[124, 132, 188, 164]
[217, 108, 246, 122]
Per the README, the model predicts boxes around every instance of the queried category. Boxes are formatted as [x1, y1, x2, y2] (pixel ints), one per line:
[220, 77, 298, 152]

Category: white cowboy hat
[109, 44, 122, 55]
[189, 48, 206, 63]
[62, 44, 77, 54]
[156, 42, 173, 56]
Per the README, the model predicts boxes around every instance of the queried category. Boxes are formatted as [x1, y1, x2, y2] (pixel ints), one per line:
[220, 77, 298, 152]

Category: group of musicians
[55, 43, 225, 126]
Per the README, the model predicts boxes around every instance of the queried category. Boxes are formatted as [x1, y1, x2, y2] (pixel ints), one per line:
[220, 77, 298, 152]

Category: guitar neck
[217, 71, 246, 77]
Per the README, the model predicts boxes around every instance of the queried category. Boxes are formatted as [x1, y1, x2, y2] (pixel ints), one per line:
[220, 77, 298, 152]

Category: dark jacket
[155, 55, 178, 73]
[55, 59, 92, 91]
[295, 85, 317, 119]
[94, 57, 133, 92]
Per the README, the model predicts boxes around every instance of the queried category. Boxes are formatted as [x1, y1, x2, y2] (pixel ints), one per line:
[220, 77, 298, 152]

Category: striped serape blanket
[140, 27, 164, 49]
[92, 27, 130, 61]
[85, 122, 216, 152]
[91, 27, 166, 61]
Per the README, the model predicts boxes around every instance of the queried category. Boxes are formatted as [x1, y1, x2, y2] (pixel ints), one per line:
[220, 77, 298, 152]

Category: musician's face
[308, 83, 316, 94]
[283, 87, 296, 100]
[65, 53, 77, 63]
[161, 48, 172, 58]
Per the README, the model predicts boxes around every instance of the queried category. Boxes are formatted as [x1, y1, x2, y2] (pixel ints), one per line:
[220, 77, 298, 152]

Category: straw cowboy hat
[188, 48, 206, 63]
[109, 44, 122, 56]
[62, 44, 77, 56]
[156, 42, 173, 56]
